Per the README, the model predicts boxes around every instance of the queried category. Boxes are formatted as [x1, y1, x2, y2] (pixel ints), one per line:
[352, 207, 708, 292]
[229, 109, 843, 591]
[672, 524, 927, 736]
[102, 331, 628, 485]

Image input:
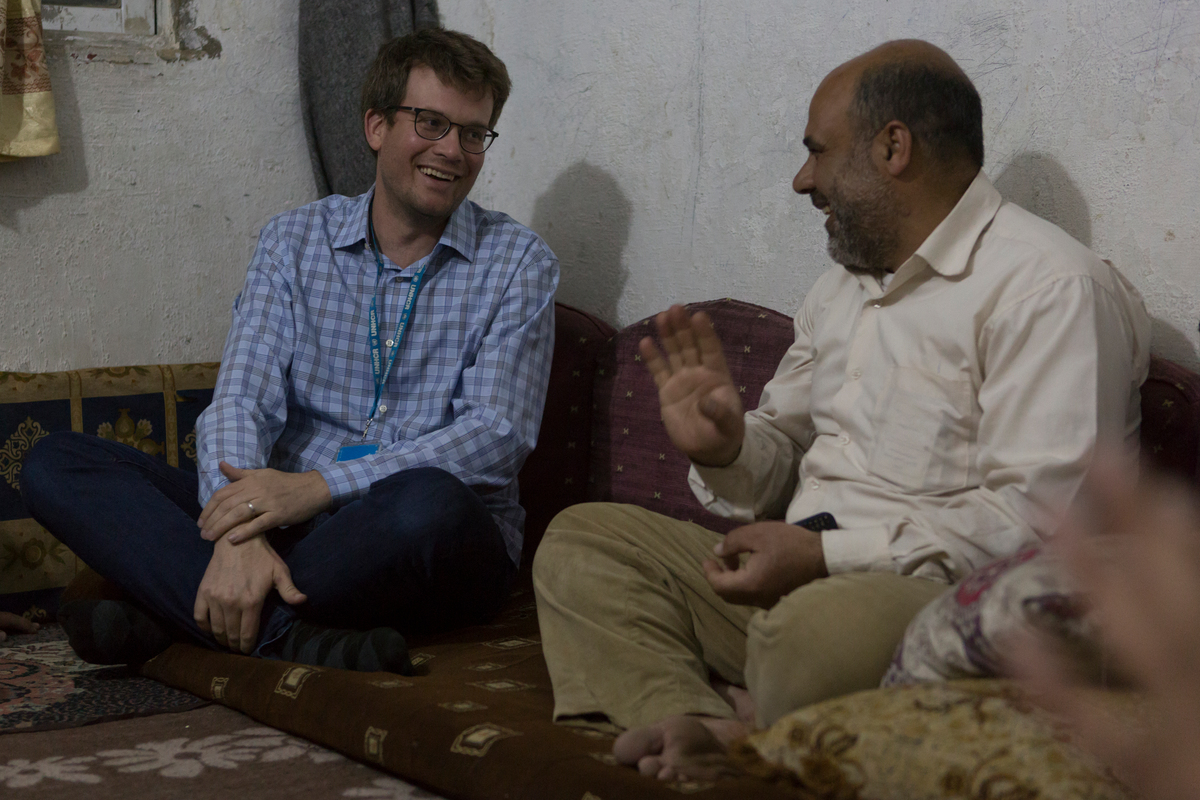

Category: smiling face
[792, 70, 901, 277]
[365, 65, 494, 233]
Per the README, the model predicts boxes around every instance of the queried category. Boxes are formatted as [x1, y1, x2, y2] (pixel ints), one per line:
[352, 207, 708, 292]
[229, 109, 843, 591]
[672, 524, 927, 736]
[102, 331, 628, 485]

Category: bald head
[826, 39, 984, 171]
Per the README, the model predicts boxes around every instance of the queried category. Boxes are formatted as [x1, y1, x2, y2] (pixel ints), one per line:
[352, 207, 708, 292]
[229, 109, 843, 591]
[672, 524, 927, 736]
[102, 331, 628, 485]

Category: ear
[874, 121, 912, 177]
[363, 109, 389, 153]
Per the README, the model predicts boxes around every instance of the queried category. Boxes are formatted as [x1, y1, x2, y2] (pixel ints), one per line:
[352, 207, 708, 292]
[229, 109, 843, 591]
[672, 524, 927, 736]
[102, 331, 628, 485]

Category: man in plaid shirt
[23, 29, 558, 675]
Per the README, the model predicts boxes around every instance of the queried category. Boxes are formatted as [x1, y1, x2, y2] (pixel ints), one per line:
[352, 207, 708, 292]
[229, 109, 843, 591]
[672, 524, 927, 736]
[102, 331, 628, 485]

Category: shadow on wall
[531, 161, 631, 327]
[0, 43, 88, 231]
[993, 152, 1091, 248]
[1152, 319, 1200, 367]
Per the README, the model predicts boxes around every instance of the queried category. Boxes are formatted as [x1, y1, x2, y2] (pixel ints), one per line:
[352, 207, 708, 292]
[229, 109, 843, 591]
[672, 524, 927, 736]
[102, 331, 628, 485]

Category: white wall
[1, 0, 1197, 372]
[445, 0, 1200, 370]
[0, 0, 316, 372]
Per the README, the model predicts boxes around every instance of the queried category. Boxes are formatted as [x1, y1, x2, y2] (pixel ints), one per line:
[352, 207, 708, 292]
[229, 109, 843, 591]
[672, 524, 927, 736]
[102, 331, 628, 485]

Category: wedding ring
[247, 501, 256, 515]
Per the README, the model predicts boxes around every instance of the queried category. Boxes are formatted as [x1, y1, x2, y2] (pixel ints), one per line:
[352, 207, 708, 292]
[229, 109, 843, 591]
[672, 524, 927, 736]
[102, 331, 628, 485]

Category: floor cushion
[0, 364, 219, 620]
[739, 679, 1138, 799]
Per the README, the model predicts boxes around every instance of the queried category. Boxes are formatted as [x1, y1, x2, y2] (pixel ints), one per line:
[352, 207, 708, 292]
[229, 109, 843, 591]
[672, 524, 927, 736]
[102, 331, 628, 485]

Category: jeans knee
[366, 467, 485, 539]
[20, 431, 88, 510]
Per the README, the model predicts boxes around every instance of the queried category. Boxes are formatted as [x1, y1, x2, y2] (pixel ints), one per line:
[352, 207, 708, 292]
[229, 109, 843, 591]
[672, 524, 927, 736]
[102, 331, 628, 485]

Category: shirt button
[378, 404, 388, 413]
[386, 339, 394, 347]
[872, 302, 882, 309]
[850, 369, 862, 380]
[838, 433, 850, 445]
[809, 479, 820, 490]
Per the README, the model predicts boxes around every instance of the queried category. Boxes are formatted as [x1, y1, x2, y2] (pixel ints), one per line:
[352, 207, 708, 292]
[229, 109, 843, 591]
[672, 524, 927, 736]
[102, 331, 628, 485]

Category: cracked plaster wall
[0, 0, 315, 371]
[1, 0, 1197, 372]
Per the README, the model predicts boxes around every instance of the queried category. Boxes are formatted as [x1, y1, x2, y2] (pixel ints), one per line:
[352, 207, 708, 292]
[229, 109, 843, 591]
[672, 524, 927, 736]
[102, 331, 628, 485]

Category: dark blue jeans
[20, 432, 515, 654]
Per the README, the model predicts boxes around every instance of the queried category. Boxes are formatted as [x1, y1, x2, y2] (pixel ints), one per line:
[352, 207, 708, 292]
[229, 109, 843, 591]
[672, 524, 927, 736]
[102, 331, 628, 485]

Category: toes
[637, 755, 664, 778]
[613, 725, 664, 766]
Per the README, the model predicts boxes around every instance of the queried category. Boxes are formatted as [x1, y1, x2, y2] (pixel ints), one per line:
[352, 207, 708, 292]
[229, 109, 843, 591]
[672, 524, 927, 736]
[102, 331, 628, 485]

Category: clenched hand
[702, 521, 828, 608]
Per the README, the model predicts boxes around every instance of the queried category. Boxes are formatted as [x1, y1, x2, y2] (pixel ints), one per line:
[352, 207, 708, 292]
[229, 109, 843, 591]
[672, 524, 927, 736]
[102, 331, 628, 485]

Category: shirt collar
[331, 186, 479, 264]
[909, 169, 1002, 278]
[333, 188, 375, 250]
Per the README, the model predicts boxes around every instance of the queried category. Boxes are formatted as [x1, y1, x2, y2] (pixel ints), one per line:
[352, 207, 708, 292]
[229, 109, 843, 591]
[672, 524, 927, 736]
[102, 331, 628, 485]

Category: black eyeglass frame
[386, 106, 499, 154]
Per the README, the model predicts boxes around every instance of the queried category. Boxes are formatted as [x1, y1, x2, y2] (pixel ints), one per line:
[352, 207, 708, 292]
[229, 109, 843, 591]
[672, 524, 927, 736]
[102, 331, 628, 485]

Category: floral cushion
[738, 679, 1137, 800]
[881, 546, 1100, 686]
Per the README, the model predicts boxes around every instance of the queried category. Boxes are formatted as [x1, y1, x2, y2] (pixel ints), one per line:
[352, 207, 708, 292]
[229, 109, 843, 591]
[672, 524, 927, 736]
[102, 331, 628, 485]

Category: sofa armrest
[1141, 355, 1200, 487]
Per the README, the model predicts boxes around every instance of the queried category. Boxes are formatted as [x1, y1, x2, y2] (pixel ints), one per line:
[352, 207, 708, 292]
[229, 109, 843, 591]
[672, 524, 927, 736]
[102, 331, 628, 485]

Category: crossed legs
[533, 502, 944, 777]
[20, 432, 514, 665]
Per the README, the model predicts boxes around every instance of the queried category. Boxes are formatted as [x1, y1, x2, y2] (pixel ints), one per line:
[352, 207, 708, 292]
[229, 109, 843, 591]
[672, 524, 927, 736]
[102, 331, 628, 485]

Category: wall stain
[158, 0, 223, 62]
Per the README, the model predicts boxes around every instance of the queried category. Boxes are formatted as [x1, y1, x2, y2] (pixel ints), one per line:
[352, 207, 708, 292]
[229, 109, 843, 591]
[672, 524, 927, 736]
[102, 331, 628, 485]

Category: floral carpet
[0, 625, 207, 732]
[1, 704, 443, 798]
[0, 626, 443, 799]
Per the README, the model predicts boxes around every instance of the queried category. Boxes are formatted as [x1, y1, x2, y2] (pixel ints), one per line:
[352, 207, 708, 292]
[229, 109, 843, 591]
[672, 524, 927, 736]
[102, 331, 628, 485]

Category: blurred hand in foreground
[1011, 455, 1200, 800]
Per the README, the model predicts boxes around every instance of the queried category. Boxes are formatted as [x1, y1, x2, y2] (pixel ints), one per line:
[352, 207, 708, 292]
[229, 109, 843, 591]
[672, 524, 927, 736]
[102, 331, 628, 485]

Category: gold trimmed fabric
[0, 363, 219, 612]
[0, 0, 59, 161]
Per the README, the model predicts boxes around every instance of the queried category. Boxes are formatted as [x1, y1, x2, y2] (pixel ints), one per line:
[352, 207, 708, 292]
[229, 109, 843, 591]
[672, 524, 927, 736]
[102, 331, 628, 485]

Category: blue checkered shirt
[196, 188, 559, 564]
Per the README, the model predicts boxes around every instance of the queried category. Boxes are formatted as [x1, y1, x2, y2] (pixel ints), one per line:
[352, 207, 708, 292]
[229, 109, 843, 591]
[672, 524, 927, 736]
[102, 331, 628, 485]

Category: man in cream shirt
[533, 39, 1150, 779]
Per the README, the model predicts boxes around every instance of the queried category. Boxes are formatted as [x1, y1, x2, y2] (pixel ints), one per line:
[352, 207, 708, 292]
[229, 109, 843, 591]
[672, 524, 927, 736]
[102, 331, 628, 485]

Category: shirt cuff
[316, 461, 367, 505]
[690, 440, 757, 490]
[821, 524, 894, 574]
[688, 445, 759, 523]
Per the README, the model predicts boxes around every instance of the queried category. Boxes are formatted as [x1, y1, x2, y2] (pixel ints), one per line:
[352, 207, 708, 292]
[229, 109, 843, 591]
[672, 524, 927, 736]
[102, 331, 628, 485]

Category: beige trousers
[532, 503, 946, 730]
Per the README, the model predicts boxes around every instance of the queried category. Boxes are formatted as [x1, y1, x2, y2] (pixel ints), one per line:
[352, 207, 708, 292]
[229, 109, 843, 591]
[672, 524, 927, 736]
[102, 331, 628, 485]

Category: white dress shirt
[690, 172, 1150, 583]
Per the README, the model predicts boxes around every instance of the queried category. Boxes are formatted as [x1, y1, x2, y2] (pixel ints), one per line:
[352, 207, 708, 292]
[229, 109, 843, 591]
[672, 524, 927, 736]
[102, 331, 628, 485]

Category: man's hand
[194, 535, 307, 654]
[0, 611, 39, 642]
[198, 462, 332, 545]
[640, 305, 745, 467]
[1011, 456, 1200, 800]
[702, 521, 828, 608]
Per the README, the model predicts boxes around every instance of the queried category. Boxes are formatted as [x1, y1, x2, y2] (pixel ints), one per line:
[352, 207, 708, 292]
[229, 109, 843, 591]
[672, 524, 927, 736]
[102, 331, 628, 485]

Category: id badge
[336, 443, 379, 462]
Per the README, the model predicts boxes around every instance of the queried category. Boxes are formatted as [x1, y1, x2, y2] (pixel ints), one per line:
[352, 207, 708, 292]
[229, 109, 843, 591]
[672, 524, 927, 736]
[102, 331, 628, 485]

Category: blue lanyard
[364, 216, 428, 439]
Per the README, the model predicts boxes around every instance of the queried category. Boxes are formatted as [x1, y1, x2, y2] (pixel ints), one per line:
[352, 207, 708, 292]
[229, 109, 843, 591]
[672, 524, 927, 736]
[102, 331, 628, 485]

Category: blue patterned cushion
[0, 364, 219, 621]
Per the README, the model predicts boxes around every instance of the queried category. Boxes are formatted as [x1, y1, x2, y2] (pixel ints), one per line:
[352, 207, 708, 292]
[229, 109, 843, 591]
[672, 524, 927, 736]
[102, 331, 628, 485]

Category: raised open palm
[639, 305, 745, 466]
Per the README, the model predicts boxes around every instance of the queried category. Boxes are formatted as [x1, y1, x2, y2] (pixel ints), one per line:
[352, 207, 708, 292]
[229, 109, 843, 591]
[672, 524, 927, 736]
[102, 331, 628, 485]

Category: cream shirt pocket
[867, 367, 975, 493]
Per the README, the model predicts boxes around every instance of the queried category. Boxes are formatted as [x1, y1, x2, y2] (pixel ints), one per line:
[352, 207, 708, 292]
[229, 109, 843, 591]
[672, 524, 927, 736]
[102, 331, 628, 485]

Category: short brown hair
[853, 60, 984, 170]
[360, 28, 512, 130]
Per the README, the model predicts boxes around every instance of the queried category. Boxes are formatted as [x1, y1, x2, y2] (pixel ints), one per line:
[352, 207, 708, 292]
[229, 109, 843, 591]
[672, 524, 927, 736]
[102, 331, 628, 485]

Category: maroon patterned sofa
[86, 300, 1200, 799]
[521, 298, 1200, 557]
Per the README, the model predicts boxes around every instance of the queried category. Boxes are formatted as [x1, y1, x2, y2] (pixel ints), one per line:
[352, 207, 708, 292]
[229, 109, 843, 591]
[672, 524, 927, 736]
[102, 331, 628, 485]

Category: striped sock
[58, 599, 173, 665]
[270, 621, 413, 675]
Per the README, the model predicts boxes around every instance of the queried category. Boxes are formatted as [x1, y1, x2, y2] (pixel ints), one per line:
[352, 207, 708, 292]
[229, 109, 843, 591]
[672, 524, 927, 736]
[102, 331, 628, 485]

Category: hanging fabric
[0, 0, 58, 163]
[299, 0, 439, 198]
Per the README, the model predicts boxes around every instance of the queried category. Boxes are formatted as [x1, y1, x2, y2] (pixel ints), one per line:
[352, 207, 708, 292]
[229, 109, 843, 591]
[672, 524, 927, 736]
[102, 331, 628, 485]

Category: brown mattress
[140, 573, 804, 800]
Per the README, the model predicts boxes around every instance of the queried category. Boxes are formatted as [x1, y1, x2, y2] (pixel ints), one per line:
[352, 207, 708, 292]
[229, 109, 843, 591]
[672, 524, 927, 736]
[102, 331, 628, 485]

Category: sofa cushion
[739, 679, 1138, 799]
[588, 299, 795, 532]
[882, 546, 1099, 686]
[1141, 355, 1200, 483]
[0, 364, 219, 620]
[516, 303, 614, 565]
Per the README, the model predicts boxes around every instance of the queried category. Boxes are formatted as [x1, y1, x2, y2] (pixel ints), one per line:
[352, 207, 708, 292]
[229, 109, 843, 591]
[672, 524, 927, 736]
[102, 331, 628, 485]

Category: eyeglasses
[388, 106, 499, 154]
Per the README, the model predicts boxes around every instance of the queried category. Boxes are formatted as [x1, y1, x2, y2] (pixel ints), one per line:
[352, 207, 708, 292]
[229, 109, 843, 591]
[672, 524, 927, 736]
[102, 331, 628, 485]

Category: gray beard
[824, 172, 899, 279]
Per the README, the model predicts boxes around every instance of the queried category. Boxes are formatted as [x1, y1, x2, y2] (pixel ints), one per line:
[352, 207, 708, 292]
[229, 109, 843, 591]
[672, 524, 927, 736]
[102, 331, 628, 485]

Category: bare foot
[613, 715, 748, 781]
[712, 678, 757, 725]
[0, 611, 39, 643]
